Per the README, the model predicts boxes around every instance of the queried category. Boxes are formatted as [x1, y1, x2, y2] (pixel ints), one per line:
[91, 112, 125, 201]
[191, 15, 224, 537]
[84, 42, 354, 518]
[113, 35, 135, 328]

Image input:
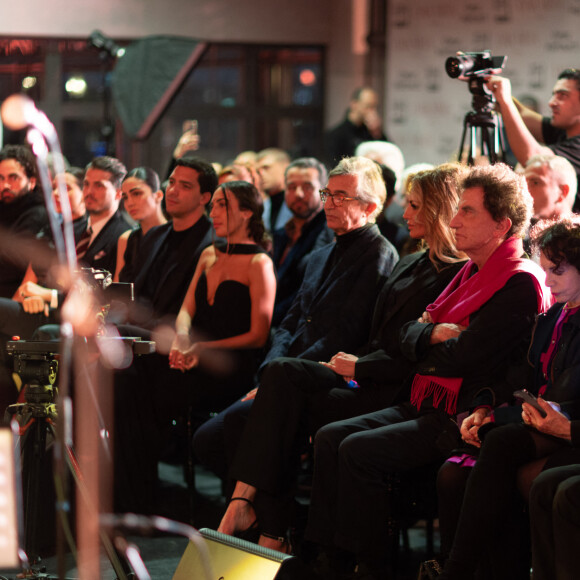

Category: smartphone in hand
[513, 389, 547, 418]
[182, 119, 198, 134]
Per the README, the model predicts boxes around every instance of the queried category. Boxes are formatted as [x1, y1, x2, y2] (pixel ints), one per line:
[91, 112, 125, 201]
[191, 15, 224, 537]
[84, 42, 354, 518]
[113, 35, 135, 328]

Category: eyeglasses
[319, 188, 362, 207]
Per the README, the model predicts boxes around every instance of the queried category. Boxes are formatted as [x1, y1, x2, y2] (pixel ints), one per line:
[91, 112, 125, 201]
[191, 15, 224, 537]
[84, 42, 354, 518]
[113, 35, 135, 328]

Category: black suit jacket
[400, 272, 540, 414]
[271, 210, 334, 327]
[81, 211, 132, 275]
[0, 190, 49, 297]
[263, 224, 398, 369]
[354, 252, 466, 391]
[131, 215, 213, 325]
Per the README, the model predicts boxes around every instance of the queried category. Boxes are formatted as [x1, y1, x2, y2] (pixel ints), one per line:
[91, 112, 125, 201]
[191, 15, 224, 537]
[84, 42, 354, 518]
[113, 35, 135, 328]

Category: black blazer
[271, 210, 334, 327]
[131, 215, 213, 324]
[82, 210, 133, 275]
[354, 251, 466, 390]
[400, 272, 541, 414]
[263, 224, 398, 369]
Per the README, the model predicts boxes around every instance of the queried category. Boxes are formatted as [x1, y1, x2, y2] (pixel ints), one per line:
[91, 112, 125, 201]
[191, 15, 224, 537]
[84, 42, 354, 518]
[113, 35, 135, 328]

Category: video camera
[81, 267, 133, 303]
[445, 50, 507, 116]
[445, 50, 506, 81]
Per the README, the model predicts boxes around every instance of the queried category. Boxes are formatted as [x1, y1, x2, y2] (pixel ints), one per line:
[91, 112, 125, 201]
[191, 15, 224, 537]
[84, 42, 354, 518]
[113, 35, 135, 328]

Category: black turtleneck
[323, 223, 375, 277]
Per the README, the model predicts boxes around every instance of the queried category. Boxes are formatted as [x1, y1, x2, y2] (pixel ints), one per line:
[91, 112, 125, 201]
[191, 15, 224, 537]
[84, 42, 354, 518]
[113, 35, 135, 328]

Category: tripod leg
[481, 125, 492, 163]
[59, 437, 130, 580]
[458, 120, 468, 163]
[469, 124, 477, 165]
[21, 418, 49, 564]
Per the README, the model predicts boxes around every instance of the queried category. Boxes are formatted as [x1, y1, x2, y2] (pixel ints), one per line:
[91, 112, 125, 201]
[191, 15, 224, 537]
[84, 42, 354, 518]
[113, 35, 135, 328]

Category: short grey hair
[328, 156, 386, 221]
[354, 141, 405, 183]
[526, 153, 578, 201]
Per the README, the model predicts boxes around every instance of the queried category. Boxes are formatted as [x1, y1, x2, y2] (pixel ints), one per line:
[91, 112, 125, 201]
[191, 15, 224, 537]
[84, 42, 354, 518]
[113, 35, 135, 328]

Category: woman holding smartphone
[435, 219, 580, 580]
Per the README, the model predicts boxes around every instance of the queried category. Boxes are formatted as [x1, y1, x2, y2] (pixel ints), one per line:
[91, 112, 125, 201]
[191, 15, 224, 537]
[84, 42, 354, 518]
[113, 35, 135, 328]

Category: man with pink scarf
[303, 164, 553, 580]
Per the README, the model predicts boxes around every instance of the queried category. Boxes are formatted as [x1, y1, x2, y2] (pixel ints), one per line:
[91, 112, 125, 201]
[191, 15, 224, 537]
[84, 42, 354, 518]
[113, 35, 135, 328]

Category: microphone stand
[0, 95, 123, 580]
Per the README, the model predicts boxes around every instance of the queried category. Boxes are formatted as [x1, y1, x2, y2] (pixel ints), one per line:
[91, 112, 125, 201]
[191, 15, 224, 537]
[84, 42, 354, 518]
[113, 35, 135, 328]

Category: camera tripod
[6, 362, 129, 579]
[457, 81, 507, 166]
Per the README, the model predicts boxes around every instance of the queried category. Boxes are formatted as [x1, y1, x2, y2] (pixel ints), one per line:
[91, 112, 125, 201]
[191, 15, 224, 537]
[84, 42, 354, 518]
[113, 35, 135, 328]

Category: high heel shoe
[260, 531, 292, 555]
[227, 497, 260, 542]
[418, 559, 443, 578]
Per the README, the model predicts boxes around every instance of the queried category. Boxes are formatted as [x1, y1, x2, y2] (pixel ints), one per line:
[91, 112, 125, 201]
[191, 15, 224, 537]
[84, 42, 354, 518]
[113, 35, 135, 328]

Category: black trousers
[114, 351, 252, 513]
[192, 398, 253, 494]
[442, 423, 580, 580]
[530, 464, 580, 580]
[437, 458, 530, 579]
[228, 357, 407, 535]
[305, 402, 459, 559]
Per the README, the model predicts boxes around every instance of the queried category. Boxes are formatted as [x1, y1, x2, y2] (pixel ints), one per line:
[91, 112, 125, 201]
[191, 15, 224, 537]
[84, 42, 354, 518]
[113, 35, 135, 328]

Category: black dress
[185, 242, 267, 411]
[114, 242, 267, 512]
[118, 227, 143, 283]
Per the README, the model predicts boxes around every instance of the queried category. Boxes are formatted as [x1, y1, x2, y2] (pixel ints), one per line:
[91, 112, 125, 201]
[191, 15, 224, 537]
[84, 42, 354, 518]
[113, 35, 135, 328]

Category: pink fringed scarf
[410, 236, 553, 415]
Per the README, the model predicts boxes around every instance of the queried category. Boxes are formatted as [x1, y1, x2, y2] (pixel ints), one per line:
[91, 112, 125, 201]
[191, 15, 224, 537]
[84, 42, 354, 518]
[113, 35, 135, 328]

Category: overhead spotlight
[21, 76, 37, 90]
[87, 30, 124, 60]
[65, 76, 88, 98]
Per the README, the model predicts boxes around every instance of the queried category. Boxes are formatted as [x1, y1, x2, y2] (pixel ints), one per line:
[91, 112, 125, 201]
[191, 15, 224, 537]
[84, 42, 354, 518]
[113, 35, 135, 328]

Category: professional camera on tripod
[4, 266, 151, 572]
[446, 50, 507, 164]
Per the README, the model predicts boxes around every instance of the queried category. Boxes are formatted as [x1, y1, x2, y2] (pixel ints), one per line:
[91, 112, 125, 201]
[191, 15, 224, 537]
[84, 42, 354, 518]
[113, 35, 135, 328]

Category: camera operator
[487, 69, 580, 210]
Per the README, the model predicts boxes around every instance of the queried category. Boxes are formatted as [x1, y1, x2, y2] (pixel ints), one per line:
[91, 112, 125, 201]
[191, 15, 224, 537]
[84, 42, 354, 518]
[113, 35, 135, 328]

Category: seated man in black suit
[272, 157, 334, 327]
[75, 156, 132, 273]
[113, 156, 217, 512]
[0, 144, 48, 298]
[13, 156, 132, 320]
[123, 156, 216, 334]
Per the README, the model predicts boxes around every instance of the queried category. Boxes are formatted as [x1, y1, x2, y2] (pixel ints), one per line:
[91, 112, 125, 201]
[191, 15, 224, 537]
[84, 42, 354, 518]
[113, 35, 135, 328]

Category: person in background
[114, 167, 167, 283]
[325, 87, 389, 167]
[256, 148, 293, 232]
[271, 157, 334, 327]
[487, 68, 580, 209]
[437, 219, 580, 580]
[523, 153, 577, 220]
[0, 144, 48, 298]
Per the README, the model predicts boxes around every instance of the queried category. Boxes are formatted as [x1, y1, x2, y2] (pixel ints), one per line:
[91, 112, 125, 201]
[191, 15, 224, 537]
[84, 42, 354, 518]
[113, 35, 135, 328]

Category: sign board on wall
[385, 0, 580, 166]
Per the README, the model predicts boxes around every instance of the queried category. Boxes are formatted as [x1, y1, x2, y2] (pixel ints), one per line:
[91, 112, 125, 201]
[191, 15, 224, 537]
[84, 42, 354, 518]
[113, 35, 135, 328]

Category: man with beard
[272, 157, 334, 326]
[488, 68, 580, 210]
[0, 145, 48, 298]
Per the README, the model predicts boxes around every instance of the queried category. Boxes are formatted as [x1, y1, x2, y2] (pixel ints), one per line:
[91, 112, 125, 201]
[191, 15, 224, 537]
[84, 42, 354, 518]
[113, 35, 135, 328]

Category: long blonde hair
[407, 163, 468, 267]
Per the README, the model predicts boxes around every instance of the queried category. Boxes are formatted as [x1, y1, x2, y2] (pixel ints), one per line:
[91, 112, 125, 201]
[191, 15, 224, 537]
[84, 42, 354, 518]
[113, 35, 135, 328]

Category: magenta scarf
[410, 236, 553, 415]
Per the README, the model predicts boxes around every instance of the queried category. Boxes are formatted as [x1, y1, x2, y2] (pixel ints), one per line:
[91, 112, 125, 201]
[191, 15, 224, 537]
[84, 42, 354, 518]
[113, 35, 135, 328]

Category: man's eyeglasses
[319, 188, 362, 207]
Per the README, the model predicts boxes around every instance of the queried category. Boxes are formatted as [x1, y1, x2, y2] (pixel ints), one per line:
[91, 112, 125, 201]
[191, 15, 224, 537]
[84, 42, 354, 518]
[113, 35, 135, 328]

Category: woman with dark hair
[114, 167, 166, 282]
[435, 218, 580, 579]
[168, 180, 275, 407]
[115, 181, 275, 514]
